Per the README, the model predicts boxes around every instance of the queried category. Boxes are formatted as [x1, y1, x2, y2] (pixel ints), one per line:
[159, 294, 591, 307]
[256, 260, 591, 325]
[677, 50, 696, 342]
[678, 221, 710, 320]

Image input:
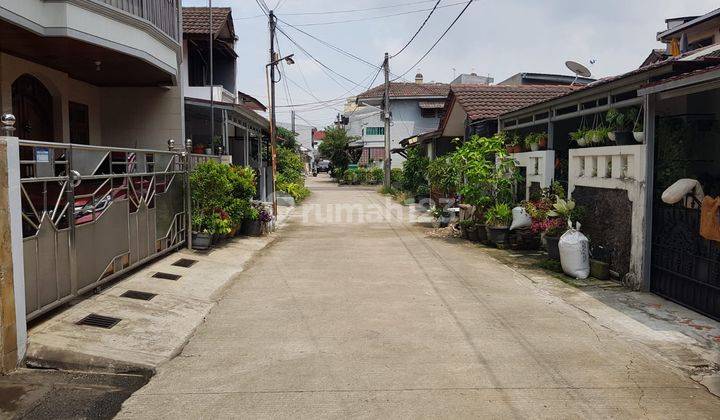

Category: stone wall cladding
[572, 186, 632, 277]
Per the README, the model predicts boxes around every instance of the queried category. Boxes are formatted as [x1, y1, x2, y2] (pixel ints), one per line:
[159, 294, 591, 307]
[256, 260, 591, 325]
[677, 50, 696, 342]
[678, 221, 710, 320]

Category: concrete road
[118, 175, 720, 418]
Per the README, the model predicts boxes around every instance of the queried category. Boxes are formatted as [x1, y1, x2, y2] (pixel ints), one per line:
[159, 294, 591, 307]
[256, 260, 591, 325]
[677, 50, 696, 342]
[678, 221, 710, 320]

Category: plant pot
[192, 145, 204, 154]
[608, 132, 616, 142]
[467, 226, 480, 242]
[529, 143, 539, 152]
[545, 235, 561, 260]
[538, 137, 548, 149]
[576, 137, 588, 147]
[486, 226, 509, 245]
[614, 131, 634, 145]
[513, 145, 523, 153]
[204, 148, 213, 155]
[241, 219, 263, 236]
[633, 131, 645, 143]
[192, 232, 212, 250]
[476, 224, 488, 243]
[590, 259, 610, 280]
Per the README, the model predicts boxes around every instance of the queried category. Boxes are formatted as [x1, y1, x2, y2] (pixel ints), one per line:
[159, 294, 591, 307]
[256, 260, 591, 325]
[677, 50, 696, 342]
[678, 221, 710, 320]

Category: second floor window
[364, 127, 384, 136]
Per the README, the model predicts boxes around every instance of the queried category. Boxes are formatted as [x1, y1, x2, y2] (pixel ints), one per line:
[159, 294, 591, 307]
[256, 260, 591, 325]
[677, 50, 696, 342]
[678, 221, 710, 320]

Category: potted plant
[633, 117, 645, 143]
[459, 219, 474, 239]
[541, 218, 567, 260]
[241, 205, 262, 236]
[590, 244, 611, 280]
[484, 203, 512, 245]
[587, 127, 610, 146]
[429, 205, 449, 228]
[570, 129, 588, 147]
[537, 133, 548, 150]
[606, 108, 634, 145]
[524, 132, 540, 152]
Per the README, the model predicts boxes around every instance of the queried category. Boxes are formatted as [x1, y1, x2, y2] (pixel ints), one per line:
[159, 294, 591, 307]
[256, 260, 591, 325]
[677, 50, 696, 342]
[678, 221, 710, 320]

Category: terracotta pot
[467, 226, 480, 242]
[538, 137, 548, 149]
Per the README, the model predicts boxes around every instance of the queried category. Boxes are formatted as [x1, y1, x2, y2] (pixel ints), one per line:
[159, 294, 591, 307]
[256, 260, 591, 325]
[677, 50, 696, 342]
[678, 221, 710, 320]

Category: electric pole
[291, 110, 296, 146]
[209, 1, 214, 151]
[383, 52, 391, 189]
[268, 10, 278, 214]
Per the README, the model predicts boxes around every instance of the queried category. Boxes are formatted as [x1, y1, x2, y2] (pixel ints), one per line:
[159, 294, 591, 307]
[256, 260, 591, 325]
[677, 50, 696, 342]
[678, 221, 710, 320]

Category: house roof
[313, 130, 326, 141]
[356, 82, 450, 100]
[182, 7, 234, 39]
[237, 91, 266, 112]
[448, 84, 575, 121]
[640, 63, 720, 91]
[500, 49, 720, 120]
[657, 8, 720, 41]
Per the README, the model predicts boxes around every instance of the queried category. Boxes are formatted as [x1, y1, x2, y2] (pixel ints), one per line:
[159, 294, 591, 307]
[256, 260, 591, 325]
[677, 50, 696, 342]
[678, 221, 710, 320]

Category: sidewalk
[24, 206, 293, 375]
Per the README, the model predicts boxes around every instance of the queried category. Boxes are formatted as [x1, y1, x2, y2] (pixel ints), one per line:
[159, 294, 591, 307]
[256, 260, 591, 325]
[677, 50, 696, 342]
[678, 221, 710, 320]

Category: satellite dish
[566, 60, 592, 78]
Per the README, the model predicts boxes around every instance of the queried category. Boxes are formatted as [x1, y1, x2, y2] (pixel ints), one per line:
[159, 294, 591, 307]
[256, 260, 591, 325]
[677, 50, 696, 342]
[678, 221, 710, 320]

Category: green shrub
[401, 147, 429, 194]
[369, 167, 384, 184]
[484, 203, 512, 227]
[390, 168, 403, 188]
[427, 156, 459, 197]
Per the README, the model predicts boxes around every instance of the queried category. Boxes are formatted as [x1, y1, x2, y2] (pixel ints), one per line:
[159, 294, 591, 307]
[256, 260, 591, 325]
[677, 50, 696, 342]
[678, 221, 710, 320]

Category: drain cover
[152, 272, 181, 281]
[172, 258, 198, 268]
[120, 290, 157, 301]
[76, 314, 121, 329]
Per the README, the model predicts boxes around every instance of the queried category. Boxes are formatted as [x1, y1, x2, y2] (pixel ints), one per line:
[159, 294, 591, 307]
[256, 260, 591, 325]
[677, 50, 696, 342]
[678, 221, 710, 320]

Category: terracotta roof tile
[183, 7, 232, 37]
[450, 84, 574, 121]
[357, 82, 449, 99]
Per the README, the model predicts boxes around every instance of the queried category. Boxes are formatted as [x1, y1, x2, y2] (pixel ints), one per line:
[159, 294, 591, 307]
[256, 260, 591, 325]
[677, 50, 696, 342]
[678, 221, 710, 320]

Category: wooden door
[12, 74, 54, 141]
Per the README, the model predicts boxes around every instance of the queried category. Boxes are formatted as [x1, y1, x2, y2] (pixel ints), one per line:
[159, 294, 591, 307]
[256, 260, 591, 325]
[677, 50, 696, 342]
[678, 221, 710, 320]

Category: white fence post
[0, 114, 27, 371]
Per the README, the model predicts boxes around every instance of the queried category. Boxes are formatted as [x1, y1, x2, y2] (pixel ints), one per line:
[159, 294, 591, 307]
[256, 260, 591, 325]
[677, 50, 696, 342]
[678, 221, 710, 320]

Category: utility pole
[209, 1, 214, 151]
[291, 110, 296, 144]
[382, 52, 391, 189]
[268, 10, 278, 215]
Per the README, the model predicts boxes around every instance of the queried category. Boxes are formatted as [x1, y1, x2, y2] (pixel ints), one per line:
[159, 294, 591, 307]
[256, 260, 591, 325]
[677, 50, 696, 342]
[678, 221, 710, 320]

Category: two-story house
[181, 7, 273, 199]
[0, 0, 184, 149]
[347, 73, 450, 167]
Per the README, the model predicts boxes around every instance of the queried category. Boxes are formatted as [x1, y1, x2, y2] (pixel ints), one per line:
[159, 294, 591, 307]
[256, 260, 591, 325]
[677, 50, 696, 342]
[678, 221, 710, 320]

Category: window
[69, 102, 89, 145]
[365, 127, 384, 136]
[421, 108, 444, 119]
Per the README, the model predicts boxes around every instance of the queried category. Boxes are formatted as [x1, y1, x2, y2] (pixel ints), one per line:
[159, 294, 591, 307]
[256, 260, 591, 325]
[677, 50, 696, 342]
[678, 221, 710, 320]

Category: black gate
[651, 114, 720, 320]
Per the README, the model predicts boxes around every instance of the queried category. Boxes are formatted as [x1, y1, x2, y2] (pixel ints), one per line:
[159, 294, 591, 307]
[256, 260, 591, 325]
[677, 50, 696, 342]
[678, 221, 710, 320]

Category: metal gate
[651, 114, 720, 320]
[19, 140, 193, 321]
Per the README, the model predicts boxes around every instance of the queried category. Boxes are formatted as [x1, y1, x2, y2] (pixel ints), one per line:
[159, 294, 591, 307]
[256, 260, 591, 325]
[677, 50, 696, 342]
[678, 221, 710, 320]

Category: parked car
[316, 160, 330, 173]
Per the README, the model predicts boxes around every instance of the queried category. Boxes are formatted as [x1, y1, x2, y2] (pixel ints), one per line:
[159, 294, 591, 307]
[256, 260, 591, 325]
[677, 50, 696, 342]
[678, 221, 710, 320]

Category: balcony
[99, 0, 180, 41]
[185, 86, 237, 104]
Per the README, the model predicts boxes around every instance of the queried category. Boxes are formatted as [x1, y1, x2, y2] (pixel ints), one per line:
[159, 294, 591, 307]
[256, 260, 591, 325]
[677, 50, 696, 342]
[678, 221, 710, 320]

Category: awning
[418, 101, 445, 109]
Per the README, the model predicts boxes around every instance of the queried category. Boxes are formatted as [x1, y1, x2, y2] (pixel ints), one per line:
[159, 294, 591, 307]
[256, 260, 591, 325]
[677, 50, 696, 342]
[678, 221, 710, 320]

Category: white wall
[346, 99, 443, 167]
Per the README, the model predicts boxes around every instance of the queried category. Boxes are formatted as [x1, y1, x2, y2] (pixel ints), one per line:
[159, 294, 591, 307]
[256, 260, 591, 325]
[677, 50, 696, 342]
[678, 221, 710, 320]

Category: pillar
[0, 113, 26, 372]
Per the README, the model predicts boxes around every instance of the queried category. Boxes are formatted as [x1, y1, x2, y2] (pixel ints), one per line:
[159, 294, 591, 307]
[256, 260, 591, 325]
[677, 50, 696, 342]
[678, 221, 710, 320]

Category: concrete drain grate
[120, 290, 157, 301]
[171, 258, 198, 268]
[152, 272, 181, 281]
[76, 314, 122, 329]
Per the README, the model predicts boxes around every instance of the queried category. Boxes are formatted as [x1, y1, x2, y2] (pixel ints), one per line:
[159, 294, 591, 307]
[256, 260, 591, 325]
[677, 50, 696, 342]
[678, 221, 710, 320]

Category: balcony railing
[100, 0, 179, 41]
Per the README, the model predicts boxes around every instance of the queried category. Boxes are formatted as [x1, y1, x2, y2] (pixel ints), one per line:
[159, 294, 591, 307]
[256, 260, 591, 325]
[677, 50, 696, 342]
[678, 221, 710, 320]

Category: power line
[275, 25, 366, 90]
[234, 0, 439, 20]
[390, 0, 441, 58]
[287, 1, 469, 27]
[392, 0, 474, 81]
[277, 19, 381, 71]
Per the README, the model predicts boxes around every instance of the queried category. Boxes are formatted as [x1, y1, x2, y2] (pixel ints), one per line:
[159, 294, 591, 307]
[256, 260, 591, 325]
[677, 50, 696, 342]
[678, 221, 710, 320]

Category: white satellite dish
[565, 60, 592, 86]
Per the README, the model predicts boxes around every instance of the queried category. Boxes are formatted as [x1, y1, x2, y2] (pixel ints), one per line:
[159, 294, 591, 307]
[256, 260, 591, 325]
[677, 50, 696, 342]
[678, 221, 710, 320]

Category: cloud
[183, 0, 720, 125]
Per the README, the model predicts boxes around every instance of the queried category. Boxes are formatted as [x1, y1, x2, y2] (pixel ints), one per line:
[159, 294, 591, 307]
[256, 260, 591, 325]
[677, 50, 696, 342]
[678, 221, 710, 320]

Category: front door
[12, 74, 54, 142]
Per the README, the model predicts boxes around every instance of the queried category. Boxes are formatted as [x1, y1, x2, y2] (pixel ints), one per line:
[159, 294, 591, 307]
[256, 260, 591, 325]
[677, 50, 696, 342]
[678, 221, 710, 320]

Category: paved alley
[117, 175, 720, 418]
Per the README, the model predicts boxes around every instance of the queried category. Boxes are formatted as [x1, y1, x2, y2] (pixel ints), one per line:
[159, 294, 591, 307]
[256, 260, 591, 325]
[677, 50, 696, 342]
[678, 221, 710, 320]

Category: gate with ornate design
[18, 140, 195, 321]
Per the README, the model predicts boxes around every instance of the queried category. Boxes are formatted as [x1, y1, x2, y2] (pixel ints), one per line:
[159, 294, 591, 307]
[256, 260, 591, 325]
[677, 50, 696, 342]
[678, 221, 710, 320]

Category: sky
[182, 0, 719, 129]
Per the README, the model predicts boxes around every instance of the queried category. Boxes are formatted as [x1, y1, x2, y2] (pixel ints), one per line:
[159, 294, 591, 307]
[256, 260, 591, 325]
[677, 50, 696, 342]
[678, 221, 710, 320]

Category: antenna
[565, 60, 592, 86]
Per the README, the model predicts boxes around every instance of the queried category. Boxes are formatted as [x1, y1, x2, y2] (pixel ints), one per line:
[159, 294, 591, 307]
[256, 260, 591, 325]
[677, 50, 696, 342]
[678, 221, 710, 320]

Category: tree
[317, 126, 358, 173]
[276, 126, 298, 150]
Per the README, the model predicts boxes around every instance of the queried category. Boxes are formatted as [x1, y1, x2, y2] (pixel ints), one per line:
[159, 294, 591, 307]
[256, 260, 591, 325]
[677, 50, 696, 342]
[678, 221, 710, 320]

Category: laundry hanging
[700, 196, 720, 242]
